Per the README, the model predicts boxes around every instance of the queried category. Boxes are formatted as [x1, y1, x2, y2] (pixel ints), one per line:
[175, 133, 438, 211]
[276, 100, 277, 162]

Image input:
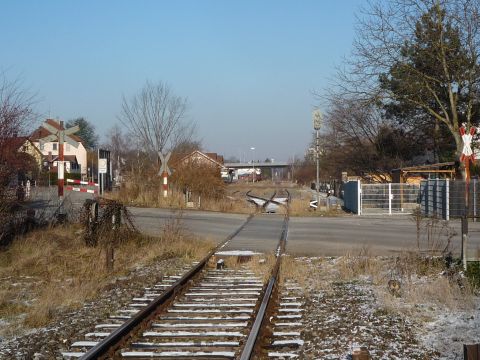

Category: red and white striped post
[163, 171, 168, 198]
[58, 121, 65, 200]
[39, 119, 80, 206]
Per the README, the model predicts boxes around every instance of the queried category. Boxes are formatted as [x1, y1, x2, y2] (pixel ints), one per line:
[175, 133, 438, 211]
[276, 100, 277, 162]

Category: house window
[40, 143, 44, 150]
[53, 143, 57, 151]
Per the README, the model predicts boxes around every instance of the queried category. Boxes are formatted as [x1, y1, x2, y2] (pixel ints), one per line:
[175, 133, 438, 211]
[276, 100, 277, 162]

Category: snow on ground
[1, 254, 478, 359]
[291, 256, 480, 360]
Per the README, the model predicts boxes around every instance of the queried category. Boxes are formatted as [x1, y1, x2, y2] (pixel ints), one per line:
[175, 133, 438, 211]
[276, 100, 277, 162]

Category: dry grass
[215, 254, 276, 283]
[336, 251, 385, 284]
[248, 254, 276, 282]
[318, 247, 476, 313]
[280, 255, 310, 290]
[376, 254, 475, 314]
[288, 198, 345, 217]
[108, 181, 253, 214]
[0, 221, 213, 330]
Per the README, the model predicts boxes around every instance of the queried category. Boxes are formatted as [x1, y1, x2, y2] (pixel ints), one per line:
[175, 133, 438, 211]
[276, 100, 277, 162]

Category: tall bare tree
[331, 0, 480, 160]
[320, 98, 423, 181]
[118, 81, 194, 163]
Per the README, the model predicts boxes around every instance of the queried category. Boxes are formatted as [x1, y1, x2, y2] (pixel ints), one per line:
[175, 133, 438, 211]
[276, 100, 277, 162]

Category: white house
[30, 119, 88, 177]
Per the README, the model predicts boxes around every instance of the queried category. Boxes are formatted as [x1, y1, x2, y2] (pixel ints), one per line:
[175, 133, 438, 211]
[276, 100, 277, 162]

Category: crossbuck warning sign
[158, 151, 172, 198]
[460, 124, 476, 162]
[158, 151, 172, 176]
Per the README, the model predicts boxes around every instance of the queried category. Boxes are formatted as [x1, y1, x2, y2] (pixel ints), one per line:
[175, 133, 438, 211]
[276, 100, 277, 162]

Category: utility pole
[250, 147, 255, 183]
[313, 110, 322, 210]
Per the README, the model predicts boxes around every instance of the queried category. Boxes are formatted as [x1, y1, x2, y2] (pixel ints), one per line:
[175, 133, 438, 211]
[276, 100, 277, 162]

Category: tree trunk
[453, 131, 465, 180]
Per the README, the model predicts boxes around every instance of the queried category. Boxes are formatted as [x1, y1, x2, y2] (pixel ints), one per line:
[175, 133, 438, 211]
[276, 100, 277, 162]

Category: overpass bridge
[224, 162, 289, 181]
[224, 162, 289, 169]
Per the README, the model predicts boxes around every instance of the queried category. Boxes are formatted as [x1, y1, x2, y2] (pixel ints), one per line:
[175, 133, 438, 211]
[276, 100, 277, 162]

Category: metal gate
[360, 183, 420, 215]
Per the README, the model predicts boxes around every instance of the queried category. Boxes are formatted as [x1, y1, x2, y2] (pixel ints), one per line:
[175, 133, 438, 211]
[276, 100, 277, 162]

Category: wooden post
[464, 344, 480, 360]
[106, 246, 114, 271]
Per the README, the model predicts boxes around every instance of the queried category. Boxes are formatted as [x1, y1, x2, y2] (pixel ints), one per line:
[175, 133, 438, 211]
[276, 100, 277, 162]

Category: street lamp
[250, 147, 255, 183]
[313, 110, 322, 210]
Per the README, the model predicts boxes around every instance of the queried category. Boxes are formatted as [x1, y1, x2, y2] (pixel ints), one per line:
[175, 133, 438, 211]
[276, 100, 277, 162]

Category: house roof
[30, 119, 84, 144]
[205, 153, 224, 165]
[2, 136, 29, 151]
[1, 137, 42, 157]
[44, 154, 78, 163]
[176, 150, 226, 168]
[0, 137, 39, 169]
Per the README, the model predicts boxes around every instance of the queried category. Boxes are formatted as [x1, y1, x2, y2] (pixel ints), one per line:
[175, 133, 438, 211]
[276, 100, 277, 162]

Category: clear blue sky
[1, 0, 362, 162]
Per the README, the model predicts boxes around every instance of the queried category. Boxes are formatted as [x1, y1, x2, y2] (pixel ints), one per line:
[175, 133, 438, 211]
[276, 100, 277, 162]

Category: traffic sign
[98, 158, 108, 174]
[158, 151, 172, 176]
[313, 109, 322, 130]
[40, 122, 80, 148]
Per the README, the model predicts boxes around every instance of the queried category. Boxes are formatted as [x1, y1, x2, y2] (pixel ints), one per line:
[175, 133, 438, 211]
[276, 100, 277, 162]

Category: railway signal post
[460, 123, 476, 270]
[38, 120, 80, 215]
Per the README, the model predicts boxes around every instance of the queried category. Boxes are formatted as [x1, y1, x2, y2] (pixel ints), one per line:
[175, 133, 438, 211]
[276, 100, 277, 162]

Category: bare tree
[319, 98, 423, 181]
[0, 74, 36, 144]
[330, 0, 480, 160]
[103, 124, 130, 180]
[0, 73, 37, 188]
[118, 81, 195, 163]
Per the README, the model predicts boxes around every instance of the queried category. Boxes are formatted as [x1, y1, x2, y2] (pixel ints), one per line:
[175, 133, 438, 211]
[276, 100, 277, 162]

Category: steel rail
[246, 190, 284, 208]
[240, 190, 290, 359]
[79, 213, 254, 360]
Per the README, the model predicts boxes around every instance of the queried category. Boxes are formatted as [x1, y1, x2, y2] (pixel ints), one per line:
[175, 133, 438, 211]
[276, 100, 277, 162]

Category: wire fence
[360, 183, 420, 215]
[420, 179, 480, 220]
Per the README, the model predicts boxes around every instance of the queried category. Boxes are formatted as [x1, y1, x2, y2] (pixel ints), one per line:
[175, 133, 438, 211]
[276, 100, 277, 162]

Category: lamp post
[313, 110, 322, 210]
[250, 147, 255, 183]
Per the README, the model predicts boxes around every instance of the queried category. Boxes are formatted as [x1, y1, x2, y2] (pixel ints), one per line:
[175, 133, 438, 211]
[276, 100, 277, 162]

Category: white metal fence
[360, 183, 420, 215]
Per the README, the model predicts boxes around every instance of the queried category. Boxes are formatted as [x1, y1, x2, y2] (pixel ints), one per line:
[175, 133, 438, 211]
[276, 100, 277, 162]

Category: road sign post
[158, 152, 172, 198]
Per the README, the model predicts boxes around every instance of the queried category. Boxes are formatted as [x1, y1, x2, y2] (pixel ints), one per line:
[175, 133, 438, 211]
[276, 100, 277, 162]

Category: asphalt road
[127, 207, 248, 243]
[220, 214, 285, 253]
[288, 216, 480, 257]
[25, 189, 480, 258]
[128, 207, 480, 258]
[27, 186, 95, 221]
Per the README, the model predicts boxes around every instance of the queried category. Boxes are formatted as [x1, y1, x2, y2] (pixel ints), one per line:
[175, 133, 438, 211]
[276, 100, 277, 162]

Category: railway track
[62, 190, 298, 359]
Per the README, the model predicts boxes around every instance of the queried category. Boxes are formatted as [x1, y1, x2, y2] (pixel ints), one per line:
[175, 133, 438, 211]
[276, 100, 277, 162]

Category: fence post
[462, 216, 468, 271]
[446, 179, 450, 221]
[388, 183, 392, 215]
[474, 179, 477, 222]
[358, 180, 362, 216]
